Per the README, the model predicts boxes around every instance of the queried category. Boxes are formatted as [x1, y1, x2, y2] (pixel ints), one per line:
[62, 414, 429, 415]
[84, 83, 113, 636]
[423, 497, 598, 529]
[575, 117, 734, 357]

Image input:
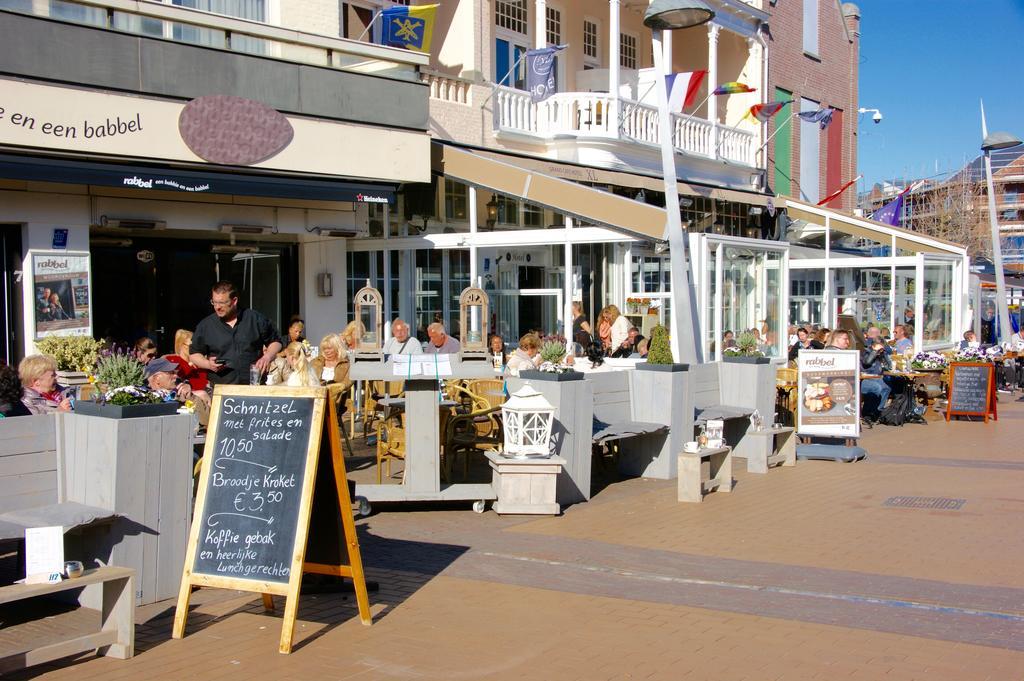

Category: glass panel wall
[720, 244, 785, 358]
[832, 266, 893, 331]
[922, 260, 954, 347]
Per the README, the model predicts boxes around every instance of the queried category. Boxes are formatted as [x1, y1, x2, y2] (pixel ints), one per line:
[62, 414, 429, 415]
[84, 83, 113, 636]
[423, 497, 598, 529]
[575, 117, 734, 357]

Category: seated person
[423, 322, 461, 354]
[312, 333, 349, 387]
[166, 329, 208, 392]
[282, 342, 319, 387]
[958, 330, 980, 351]
[788, 327, 823, 361]
[859, 332, 893, 422]
[488, 334, 507, 369]
[382, 319, 423, 356]
[0, 362, 31, 418]
[134, 336, 157, 366]
[146, 357, 211, 423]
[19, 354, 71, 414]
[505, 333, 542, 375]
[611, 328, 645, 358]
[892, 324, 914, 355]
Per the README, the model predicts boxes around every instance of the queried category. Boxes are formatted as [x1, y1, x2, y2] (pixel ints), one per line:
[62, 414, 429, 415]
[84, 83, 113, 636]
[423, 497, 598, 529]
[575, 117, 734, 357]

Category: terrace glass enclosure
[784, 199, 970, 354]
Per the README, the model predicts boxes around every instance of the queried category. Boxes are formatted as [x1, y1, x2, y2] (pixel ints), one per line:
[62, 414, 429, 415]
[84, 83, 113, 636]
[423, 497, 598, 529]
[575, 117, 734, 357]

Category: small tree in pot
[646, 325, 674, 365]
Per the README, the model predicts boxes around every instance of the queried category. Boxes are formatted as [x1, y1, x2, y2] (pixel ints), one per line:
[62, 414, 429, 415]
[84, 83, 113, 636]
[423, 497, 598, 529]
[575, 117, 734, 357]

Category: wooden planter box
[625, 365, 691, 479]
[60, 413, 193, 606]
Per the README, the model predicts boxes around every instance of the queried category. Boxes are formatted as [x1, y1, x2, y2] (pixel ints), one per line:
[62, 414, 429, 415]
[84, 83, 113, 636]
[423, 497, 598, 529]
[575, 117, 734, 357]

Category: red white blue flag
[665, 70, 707, 111]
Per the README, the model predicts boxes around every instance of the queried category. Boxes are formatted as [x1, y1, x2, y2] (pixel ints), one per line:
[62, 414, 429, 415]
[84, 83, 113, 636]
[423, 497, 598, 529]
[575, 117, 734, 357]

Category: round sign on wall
[137, 250, 155, 263]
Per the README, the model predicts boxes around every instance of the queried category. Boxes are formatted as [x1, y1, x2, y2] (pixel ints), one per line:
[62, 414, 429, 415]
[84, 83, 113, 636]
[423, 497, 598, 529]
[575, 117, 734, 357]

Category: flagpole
[356, 9, 384, 42]
[479, 50, 529, 108]
[752, 112, 796, 156]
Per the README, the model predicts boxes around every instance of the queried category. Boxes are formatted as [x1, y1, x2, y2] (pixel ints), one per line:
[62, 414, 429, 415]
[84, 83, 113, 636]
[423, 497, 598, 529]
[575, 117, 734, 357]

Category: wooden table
[351, 358, 497, 510]
[677, 447, 732, 503]
[733, 427, 796, 474]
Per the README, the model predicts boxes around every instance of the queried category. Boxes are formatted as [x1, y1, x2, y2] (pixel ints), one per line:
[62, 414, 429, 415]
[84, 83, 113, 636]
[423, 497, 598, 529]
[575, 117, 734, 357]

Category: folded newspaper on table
[392, 354, 453, 377]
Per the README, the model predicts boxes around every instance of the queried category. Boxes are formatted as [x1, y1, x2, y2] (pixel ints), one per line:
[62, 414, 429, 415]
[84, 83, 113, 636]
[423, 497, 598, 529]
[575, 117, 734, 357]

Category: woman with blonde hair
[340, 320, 364, 351]
[505, 333, 543, 375]
[605, 304, 633, 354]
[311, 333, 350, 389]
[283, 342, 319, 387]
[597, 306, 612, 353]
[19, 354, 71, 414]
[166, 329, 208, 391]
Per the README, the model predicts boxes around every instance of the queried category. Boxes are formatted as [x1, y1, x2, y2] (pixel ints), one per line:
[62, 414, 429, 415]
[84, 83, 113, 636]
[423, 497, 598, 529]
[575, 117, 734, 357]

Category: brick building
[766, 0, 860, 211]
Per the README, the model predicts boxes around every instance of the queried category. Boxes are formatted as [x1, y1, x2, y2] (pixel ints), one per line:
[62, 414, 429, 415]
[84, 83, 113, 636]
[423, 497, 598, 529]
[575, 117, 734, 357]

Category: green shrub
[724, 330, 764, 357]
[34, 336, 104, 372]
[94, 351, 145, 390]
[539, 340, 567, 364]
[646, 325, 674, 364]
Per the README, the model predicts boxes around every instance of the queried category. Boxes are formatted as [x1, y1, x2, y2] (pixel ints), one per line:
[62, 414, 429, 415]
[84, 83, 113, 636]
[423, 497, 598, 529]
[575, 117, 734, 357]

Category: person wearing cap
[146, 357, 210, 423]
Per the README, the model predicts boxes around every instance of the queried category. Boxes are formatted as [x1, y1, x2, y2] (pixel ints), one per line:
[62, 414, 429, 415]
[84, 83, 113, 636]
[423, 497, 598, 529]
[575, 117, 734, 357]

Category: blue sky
[856, 0, 1024, 191]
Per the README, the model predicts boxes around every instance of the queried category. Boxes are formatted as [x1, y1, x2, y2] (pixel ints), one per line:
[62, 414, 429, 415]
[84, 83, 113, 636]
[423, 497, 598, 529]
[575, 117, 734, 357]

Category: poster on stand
[797, 349, 860, 439]
[30, 250, 92, 339]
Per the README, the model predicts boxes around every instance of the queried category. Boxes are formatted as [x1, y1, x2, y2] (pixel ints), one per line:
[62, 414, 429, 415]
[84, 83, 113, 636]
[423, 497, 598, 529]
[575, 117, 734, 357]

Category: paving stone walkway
[11, 394, 1024, 680]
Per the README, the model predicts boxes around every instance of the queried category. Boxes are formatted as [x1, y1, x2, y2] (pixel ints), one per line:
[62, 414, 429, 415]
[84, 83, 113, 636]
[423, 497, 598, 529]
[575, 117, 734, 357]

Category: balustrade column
[707, 24, 720, 159]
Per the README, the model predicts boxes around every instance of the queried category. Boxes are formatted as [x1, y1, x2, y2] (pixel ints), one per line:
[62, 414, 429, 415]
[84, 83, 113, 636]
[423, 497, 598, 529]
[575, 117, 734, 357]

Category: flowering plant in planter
[951, 347, 992, 364]
[101, 385, 165, 406]
[723, 330, 763, 358]
[910, 351, 948, 370]
[93, 350, 153, 404]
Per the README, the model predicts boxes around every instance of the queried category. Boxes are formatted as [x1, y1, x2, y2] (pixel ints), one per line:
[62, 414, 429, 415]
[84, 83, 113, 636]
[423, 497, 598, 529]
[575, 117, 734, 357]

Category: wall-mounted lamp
[485, 197, 498, 229]
[314, 227, 357, 238]
[219, 224, 273, 235]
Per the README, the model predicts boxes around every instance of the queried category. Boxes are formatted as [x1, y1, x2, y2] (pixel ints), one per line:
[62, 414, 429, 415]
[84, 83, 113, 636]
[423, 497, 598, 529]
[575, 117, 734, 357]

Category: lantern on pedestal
[458, 286, 489, 361]
[353, 283, 383, 362]
[501, 385, 555, 458]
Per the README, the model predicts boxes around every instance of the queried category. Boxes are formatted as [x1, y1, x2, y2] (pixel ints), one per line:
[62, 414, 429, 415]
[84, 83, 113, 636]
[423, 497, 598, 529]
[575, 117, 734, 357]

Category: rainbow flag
[713, 82, 756, 95]
[744, 100, 792, 123]
[380, 3, 439, 53]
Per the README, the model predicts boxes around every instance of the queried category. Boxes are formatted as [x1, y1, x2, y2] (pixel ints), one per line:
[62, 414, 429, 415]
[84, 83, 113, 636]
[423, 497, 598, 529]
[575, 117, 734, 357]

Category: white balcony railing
[493, 86, 756, 166]
[423, 70, 472, 105]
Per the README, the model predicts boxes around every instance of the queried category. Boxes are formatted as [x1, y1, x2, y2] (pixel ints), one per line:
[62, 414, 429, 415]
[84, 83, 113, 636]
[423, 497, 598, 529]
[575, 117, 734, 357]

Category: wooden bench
[677, 447, 733, 503]
[690, 361, 777, 453]
[0, 566, 135, 673]
[732, 426, 796, 474]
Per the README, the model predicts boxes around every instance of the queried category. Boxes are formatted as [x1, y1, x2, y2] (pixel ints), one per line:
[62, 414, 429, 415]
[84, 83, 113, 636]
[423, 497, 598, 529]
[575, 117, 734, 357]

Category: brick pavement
[10, 393, 1024, 680]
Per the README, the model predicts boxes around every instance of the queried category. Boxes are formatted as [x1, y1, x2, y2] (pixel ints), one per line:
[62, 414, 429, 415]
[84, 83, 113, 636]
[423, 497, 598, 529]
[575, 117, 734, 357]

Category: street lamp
[980, 120, 1022, 345]
[642, 0, 714, 364]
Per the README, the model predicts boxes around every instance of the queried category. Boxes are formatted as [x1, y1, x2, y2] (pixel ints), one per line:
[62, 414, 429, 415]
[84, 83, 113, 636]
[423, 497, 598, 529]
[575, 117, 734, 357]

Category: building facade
[766, 0, 859, 210]
[0, 1, 431, 362]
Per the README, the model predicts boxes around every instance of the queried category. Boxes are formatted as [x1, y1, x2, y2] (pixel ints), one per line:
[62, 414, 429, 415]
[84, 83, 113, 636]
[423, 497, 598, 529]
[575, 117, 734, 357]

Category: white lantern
[501, 385, 555, 458]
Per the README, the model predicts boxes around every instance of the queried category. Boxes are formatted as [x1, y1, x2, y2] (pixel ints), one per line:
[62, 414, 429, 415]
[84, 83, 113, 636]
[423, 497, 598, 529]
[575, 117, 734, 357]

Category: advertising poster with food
[31, 251, 92, 339]
[797, 349, 860, 438]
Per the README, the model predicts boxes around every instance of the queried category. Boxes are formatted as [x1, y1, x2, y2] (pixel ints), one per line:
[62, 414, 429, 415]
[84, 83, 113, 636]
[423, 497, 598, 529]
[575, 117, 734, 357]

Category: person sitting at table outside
[506, 333, 543, 375]
[0, 363, 31, 418]
[571, 301, 593, 347]
[19, 354, 71, 414]
[605, 305, 632, 354]
[958, 330, 980, 351]
[311, 333, 349, 386]
[134, 336, 157, 366]
[166, 329, 208, 392]
[611, 327, 645, 358]
[788, 327, 820, 361]
[488, 334, 506, 368]
[423, 322, 460, 354]
[893, 324, 914, 355]
[286, 316, 305, 345]
[723, 330, 737, 349]
[382, 319, 422, 356]
[596, 307, 612, 353]
[145, 357, 211, 422]
[282, 342, 319, 387]
[859, 331, 893, 423]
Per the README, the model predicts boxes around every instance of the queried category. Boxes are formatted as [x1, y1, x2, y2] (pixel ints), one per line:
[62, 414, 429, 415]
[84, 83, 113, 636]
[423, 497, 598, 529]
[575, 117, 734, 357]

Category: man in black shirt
[189, 281, 283, 386]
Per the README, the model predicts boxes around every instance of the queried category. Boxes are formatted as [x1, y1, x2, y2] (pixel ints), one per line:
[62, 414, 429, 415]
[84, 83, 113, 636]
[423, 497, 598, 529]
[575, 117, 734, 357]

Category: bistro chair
[374, 410, 407, 483]
[775, 367, 799, 426]
[442, 384, 503, 481]
[362, 380, 404, 444]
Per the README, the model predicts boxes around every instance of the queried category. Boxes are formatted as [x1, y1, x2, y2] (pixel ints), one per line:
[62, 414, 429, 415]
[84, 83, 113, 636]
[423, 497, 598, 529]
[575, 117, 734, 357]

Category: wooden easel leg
[329, 407, 373, 626]
[262, 593, 275, 611]
[172, 576, 193, 639]
[278, 593, 299, 654]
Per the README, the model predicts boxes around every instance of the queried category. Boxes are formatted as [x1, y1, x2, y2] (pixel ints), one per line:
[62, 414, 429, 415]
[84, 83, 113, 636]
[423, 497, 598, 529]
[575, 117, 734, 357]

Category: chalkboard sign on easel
[172, 385, 371, 653]
[946, 362, 997, 423]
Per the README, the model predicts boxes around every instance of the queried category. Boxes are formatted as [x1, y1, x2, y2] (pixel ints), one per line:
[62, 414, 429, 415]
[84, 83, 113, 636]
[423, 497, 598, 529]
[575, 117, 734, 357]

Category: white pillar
[608, 0, 620, 96]
[469, 184, 479, 289]
[383, 205, 392, 341]
[534, 0, 546, 49]
[663, 31, 673, 71]
[564, 215, 574, 345]
[707, 24, 720, 158]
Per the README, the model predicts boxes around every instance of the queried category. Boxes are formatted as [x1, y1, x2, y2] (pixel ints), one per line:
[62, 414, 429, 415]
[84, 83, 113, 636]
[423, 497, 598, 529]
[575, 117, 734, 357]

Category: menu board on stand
[172, 385, 371, 654]
[946, 362, 997, 423]
[796, 350, 861, 440]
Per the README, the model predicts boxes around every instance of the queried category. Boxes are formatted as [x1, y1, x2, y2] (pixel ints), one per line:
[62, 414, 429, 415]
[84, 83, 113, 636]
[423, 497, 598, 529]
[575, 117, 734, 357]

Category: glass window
[803, 0, 818, 55]
[720, 246, 783, 357]
[523, 202, 544, 227]
[923, 261, 954, 346]
[414, 250, 443, 340]
[496, 195, 519, 225]
[629, 255, 669, 294]
[546, 6, 561, 45]
[50, 0, 106, 26]
[495, 0, 527, 34]
[447, 250, 471, 336]
[445, 179, 468, 221]
[583, 19, 599, 61]
[619, 33, 637, 70]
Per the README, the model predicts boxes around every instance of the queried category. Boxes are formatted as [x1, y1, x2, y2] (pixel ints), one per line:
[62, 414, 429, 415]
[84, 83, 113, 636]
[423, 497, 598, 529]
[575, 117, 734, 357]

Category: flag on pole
[665, 70, 707, 111]
[380, 3, 439, 53]
[797, 106, 835, 130]
[816, 175, 862, 206]
[871, 193, 905, 226]
[713, 82, 756, 95]
[526, 45, 567, 102]
[744, 100, 792, 123]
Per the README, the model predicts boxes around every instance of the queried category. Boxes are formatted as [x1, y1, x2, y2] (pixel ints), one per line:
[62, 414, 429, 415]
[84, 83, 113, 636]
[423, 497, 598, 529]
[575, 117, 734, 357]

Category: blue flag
[797, 106, 835, 130]
[872, 193, 904, 226]
[526, 45, 566, 102]
[379, 4, 438, 53]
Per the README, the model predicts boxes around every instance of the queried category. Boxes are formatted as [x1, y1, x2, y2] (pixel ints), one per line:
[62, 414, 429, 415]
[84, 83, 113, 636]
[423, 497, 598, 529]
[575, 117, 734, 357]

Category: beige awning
[434, 143, 668, 240]
[470, 148, 770, 206]
[785, 199, 966, 257]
